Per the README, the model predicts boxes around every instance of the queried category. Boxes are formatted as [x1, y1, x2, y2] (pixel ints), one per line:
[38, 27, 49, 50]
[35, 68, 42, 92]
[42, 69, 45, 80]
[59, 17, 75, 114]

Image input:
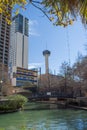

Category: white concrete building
[9, 14, 29, 69]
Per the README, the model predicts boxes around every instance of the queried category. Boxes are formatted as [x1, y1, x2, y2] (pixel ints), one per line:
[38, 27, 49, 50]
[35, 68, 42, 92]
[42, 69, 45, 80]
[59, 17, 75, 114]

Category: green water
[0, 102, 87, 130]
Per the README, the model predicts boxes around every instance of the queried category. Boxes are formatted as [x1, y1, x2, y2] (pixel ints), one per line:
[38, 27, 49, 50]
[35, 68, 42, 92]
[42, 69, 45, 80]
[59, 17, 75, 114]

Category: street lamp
[0, 80, 3, 96]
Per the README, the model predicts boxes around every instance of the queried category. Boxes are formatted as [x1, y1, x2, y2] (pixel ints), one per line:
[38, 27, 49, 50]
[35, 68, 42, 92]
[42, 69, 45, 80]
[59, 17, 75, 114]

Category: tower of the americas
[43, 50, 51, 74]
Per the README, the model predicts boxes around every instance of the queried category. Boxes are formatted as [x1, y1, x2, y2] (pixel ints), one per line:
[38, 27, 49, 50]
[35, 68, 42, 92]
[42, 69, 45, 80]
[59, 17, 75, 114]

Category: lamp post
[0, 80, 3, 96]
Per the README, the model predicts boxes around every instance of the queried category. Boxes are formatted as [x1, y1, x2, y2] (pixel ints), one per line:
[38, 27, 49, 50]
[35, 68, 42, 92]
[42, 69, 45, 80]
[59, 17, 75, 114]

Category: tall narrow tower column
[43, 50, 51, 74]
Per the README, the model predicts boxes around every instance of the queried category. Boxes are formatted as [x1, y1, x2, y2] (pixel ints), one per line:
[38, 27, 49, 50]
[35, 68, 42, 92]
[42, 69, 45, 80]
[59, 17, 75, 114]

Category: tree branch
[31, 2, 51, 21]
[32, 0, 42, 4]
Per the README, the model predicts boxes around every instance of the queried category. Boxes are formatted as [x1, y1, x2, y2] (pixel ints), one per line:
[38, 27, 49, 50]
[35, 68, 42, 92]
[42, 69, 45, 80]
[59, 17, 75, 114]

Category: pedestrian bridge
[28, 93, 75, 100]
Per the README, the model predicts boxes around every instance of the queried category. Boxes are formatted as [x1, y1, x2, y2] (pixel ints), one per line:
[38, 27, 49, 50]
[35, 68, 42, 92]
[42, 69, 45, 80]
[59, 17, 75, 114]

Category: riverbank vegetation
[0, 94, 28, 112]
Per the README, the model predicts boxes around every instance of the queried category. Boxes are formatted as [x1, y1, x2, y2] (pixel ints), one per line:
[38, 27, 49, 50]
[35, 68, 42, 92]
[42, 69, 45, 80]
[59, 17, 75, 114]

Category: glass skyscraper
[9, 14, 38, 87]
[9, 14, 29, 69]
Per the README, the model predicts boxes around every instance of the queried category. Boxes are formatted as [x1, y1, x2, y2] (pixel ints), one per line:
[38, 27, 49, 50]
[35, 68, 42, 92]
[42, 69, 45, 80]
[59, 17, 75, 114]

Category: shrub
[7, 94, 28, 108]
[0, 94, 28, 111]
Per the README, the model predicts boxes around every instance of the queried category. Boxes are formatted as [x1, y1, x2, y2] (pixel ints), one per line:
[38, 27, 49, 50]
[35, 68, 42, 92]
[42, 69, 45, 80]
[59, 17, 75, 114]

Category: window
[24, 18, 28, 36]
[15, 14, 23, 33]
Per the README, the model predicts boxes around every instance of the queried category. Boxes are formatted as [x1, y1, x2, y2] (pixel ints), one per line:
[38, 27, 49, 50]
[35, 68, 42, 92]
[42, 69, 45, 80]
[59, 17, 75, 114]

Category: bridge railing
[28, 92, 76, 100]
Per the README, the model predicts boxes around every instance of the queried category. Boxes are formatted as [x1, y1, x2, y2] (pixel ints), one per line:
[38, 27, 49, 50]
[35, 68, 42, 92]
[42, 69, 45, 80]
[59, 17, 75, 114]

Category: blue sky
[19, 4, 87, 74]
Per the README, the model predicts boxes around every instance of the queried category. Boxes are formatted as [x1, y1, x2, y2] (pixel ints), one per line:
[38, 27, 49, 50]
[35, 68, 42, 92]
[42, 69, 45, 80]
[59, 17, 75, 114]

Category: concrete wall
[23, 36, 28, 69]
[16, 32, 23, 67]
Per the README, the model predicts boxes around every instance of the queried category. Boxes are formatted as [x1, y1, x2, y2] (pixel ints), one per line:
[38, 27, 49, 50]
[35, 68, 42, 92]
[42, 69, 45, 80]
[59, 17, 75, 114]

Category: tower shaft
[45, 55, 49, 74]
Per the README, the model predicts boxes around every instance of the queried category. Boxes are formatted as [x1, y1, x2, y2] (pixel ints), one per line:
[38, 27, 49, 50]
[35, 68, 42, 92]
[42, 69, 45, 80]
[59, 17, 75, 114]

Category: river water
[0, 102, 87, 130]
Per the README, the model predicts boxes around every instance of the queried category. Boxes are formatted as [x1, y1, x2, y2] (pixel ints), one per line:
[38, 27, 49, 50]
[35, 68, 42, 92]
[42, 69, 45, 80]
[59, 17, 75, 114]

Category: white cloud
[28, 63, 43, 69]
[29, 20, 38, 25]
[29, 31, 40, 36]
[29, 19, 40, 36]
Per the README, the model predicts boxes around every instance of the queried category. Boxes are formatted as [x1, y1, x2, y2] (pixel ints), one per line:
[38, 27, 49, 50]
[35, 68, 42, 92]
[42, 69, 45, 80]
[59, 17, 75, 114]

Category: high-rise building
[9, 14, 28, 69]
[0, 6, 11, 66]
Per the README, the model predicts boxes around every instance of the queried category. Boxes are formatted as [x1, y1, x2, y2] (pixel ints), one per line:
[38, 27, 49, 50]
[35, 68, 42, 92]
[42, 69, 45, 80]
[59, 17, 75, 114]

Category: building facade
[11, 66, 38, 86]
[0, 6, 11, 66]
[9, 14, 28, 69]
[9, 14, 38, 87]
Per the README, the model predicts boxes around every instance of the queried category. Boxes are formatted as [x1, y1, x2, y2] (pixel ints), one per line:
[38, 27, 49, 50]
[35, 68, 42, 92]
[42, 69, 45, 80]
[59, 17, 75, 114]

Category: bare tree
[0, 63, 14, 96]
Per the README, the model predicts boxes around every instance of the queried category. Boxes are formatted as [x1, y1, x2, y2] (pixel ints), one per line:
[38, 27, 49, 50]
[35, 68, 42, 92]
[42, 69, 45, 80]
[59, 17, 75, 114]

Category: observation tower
[43, 50, 51, 74]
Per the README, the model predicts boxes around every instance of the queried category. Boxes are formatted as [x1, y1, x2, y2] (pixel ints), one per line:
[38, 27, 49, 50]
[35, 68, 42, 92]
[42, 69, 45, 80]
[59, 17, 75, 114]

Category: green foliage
[7, 94, 28, 108]
[1, 0, 87, 27]
[0, 94, 28, 111]
[41, 0, 87, 27]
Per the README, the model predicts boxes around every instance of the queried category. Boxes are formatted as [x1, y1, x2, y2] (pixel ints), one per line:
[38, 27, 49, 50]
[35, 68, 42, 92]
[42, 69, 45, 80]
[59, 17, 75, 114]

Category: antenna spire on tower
[66, 27, 71, 66]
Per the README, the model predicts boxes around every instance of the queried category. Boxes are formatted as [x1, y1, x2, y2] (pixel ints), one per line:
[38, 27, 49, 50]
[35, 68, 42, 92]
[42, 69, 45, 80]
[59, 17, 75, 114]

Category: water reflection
[0, 103, 87, 130]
